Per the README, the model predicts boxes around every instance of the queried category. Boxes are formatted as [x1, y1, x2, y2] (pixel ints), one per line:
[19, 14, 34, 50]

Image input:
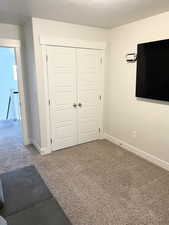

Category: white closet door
[47, 46, 77, 151]
[77, 49, 101, 144]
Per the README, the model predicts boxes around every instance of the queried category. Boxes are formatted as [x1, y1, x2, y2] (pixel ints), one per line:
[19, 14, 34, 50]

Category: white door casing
[0, 39, 29, 145]
[46, 46, 104, 151]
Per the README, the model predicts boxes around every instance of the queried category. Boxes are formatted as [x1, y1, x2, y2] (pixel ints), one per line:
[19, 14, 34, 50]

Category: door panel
[77, 49, 101, 144]
[47, 47, 77, 151]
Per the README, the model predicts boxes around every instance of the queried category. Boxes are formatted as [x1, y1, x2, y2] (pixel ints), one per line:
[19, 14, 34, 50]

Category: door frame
[41, 37, 106, 153]
[0, 39, 29, 145]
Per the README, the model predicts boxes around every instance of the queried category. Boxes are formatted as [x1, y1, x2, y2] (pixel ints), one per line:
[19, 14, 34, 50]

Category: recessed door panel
[47, 46, 77, 151]
[77, 49, 101, 144]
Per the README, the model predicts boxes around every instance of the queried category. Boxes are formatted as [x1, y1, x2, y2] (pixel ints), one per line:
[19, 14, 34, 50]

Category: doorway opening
[0, 47, 22, 145]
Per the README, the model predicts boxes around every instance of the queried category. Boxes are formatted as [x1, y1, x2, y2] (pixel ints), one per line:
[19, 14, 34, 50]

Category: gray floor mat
[7, 198, 72, 225]
[0, 166, 52, 217]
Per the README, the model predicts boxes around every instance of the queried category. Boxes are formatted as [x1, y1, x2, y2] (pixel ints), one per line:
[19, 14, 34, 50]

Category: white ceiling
[0, 0, 169, 28]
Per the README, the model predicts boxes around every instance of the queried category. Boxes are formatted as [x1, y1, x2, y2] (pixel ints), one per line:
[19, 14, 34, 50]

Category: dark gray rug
[0, 166, 72, 225]
[0, 166, 52, 217]
[7, 199, 72, 225]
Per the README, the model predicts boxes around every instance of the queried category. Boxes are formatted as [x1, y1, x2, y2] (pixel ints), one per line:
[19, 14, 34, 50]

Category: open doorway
[0, 47, 22, 144]
[0, 38, 29, 150]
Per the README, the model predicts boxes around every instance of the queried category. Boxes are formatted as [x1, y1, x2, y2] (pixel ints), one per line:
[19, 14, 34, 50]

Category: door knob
[78, 103, 82, 107]
[73, 103, 77, 108]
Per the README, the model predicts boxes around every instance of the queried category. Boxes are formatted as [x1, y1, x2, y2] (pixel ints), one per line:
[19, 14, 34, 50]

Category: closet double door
[46, 46, 103, 151]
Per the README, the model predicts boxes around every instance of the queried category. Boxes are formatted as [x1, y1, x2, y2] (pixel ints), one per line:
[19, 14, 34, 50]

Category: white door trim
[40, 36, 106, 50]
[0, 39, 29, 145]
[41, 43, 105, 153]
[98, 50, 105, 139]
[41, 46, 52, 153]
[0, 39, 20, 48]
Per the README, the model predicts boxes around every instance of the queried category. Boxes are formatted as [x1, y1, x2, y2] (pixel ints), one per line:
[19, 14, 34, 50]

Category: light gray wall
[0, 23, 21, 39]
[22, 21, 41, 146]
[105, 11, 169, 163]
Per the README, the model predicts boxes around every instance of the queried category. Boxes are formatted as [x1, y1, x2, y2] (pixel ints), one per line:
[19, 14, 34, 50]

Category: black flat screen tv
[136, 39, 169, 102]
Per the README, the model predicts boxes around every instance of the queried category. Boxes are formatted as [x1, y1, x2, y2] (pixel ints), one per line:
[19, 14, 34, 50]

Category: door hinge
[100, 57, 102, 64]
[99, 128, 101, 133]
[99, 95, 102, 100]
[48, 99, 51, 106]
[50, 138, 53, 144]
[46, 54, 48, 63]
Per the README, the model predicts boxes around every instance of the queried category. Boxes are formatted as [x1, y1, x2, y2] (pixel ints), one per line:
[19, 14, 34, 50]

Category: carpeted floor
[0, 123, 169, 225]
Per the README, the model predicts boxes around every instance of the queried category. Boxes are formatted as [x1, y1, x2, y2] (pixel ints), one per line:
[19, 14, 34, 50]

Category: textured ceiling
[0, 0, 169, 28]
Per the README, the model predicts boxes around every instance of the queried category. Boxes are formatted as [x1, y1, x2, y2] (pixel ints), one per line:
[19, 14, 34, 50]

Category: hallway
[0, 120, 22, 140]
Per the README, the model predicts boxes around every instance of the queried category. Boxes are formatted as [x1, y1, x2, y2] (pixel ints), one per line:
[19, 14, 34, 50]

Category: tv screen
[136, 39, 169, 102]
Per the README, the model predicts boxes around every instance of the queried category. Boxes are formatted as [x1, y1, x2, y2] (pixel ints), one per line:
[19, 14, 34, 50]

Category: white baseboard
[103, 133, 169, 171]
[31, 139, 51, 155]
[40, 147, 52, 156]
[23, 136, 31, 146]
[31, 139, 41, 153]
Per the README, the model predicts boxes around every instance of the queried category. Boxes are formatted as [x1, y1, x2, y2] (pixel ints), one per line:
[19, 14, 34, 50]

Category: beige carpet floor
[0, 121, 169, 225]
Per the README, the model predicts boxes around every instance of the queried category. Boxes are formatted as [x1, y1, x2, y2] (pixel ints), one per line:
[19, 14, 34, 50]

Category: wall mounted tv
[136, 39, 169, 102]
